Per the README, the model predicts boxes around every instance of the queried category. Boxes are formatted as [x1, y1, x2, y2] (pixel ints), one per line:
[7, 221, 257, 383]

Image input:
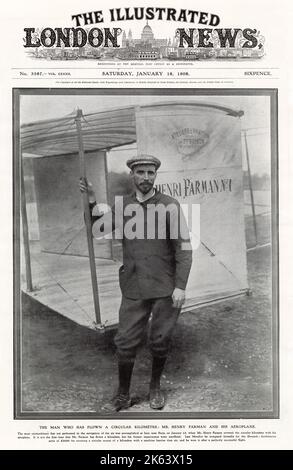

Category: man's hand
[172, 288, 186, 309]
[79, 177, 96, 203]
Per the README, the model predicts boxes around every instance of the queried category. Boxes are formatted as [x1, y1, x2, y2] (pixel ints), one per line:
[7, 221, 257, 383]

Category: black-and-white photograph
[14, 89, 278, 418]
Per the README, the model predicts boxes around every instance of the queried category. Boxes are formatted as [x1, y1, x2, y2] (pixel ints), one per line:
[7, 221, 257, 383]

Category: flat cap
[126, 154, 161, 170]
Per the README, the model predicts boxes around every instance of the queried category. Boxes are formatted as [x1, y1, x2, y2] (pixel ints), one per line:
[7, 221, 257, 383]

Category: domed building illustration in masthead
[141, 21, 155, 42]
[122, 21, 169, 49]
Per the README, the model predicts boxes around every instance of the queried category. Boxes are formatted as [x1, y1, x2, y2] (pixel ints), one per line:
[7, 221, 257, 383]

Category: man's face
[131, 164, 157, 194]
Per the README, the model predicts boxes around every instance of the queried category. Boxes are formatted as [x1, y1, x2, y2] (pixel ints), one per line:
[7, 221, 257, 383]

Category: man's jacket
[90, 190, 193, 300]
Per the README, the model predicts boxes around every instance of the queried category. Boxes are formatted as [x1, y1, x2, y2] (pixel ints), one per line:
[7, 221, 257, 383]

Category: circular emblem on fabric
[172, 128, 209, 158]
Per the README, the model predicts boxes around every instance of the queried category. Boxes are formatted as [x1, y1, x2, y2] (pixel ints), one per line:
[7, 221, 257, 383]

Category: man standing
[80, 154, 192, 412]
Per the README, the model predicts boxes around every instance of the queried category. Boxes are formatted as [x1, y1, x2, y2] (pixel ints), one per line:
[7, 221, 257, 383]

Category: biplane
[20, 101, 248, 331]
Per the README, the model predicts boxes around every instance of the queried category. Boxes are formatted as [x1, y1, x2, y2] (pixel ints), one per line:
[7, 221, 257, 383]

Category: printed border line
[13, 87, 279, 420]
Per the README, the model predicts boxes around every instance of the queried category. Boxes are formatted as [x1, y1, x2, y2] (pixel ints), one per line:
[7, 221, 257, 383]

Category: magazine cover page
[0, 0, 292, 451]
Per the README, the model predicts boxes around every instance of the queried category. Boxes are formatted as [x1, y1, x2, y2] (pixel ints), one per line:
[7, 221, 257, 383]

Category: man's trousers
[114, 296, 180, 362]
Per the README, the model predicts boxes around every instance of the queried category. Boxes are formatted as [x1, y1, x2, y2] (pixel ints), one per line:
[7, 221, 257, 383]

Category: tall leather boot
[149, 356, 167, 410]
[101, 359, 134, 413]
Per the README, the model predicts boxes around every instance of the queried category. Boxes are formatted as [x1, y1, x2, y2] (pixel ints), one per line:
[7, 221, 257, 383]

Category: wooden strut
[21, 157, 33, 292]
[244, 130, 258, 247]
[75, 109, 101, 325]
[103, 152, 114, 260]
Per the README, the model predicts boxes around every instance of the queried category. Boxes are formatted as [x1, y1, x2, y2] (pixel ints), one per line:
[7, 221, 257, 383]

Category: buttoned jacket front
[91, 190, 192, 300]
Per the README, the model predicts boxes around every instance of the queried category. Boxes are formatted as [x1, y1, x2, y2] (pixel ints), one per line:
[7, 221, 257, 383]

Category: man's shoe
[101, 393, 132, 413]
[149, 388, 165, 410]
